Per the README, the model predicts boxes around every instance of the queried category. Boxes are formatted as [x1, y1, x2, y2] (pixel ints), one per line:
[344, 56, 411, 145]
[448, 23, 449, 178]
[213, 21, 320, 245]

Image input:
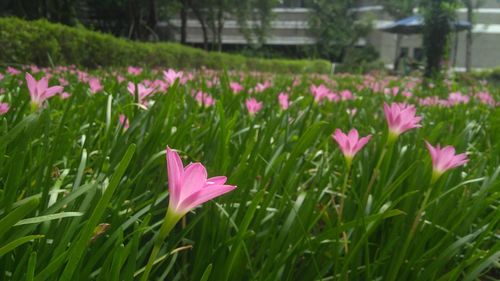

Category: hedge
[0, 17, 331, 73]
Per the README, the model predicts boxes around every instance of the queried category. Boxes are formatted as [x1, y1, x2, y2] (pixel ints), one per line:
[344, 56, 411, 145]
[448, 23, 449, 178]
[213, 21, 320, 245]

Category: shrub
[0, 17, 331, 73]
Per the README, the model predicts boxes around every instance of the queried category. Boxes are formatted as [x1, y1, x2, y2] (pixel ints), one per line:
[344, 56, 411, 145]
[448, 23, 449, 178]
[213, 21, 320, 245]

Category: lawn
[0, 65, 498, 280]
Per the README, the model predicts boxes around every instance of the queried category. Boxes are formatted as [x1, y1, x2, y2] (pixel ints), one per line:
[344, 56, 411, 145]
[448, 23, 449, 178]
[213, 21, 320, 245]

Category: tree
[422, 0, 457, 78]
[181, 0, 277, 51]
[308, 0, 372, 62]
[0, 0, 78, 25]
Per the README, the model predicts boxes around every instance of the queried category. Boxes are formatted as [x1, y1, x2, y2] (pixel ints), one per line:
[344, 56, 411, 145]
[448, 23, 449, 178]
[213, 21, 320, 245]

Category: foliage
[0, 64, 498, 280]
[335, 46, 384, 74]
[377, 0, 418, 19]
[0, 17, 331, 73]
[308, 0, 373, 62]
[422, 0, 458, 78]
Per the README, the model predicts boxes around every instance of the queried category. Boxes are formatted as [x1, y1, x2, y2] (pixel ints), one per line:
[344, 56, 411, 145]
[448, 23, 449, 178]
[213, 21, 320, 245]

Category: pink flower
[119, 114, 130, 130]
[425, 141, 468, 176]
[194, 91, 215, 107]
[475, 91, 495, 106]
[60, 92, 71, 99]
[229, 82, 244, 94]
[310, 84, 334, 103]
[127, 66, 143, 76]
[30, 65, 40, 73]
[0, 102, 10, 115]
[0, 73, 4, 81]
[348, 108, 357, 117]
[340, 90, 355, 101]
[25, 73, 63, 108]
[278, 93, 289, 110]
[89, 78, 103, 94]
[246, 98, 263, 116]
[7, 67, 21, 75]
[254, 81, 271, 93]
[448, 92, 470, 105]
[163, 69, 183, 86]
[332, 129, 371, 161]
[127, 82, 155, 106]
[58, 78, 69, 86]
[116, 75, 126, 83]
[383, 102, 422, 137]
[166, 147, 236, 216]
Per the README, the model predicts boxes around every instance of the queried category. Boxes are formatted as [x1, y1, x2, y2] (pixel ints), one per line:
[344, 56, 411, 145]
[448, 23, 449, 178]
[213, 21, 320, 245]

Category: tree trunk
[147, 0, 157, 33]
[452, 31, 458, 68]
[393, 34, 402, 70]
[216, 5, 224, 52]
[465, 0, 472, 72]
[180, 0, 187, 44]
[128, 0, 141, 40]
[187, 0, 209, 50]
[424, 0, 451, 78]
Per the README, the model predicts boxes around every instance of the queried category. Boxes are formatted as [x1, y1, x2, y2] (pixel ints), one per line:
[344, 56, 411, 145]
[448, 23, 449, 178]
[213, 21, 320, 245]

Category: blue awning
[380, 15, 471, 34]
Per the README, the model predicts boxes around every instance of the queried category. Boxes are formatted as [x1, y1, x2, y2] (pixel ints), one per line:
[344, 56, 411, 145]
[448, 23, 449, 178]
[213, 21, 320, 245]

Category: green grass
[0, 66, 499, 281]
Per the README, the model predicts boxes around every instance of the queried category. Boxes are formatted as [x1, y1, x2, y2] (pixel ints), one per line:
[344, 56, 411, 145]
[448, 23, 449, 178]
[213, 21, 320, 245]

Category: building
[165, 0, 500, 70]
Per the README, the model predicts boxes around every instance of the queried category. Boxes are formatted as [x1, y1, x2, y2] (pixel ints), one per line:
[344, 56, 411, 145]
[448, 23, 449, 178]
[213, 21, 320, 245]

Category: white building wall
[162, 0, 500, 69]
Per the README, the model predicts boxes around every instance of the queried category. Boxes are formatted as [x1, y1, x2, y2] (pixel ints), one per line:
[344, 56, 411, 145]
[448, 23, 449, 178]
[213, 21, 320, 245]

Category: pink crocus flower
[246, 98, 263, 116]
[163, 69, 183, 86]
[340, 90, 355, 101]
[116, 75, 126, 83]
[140, 148, 236, 281]
[425, 141, 468, 177]
[0, 102, 10, 115]
[332, 129, 371, 162]
[348, 108, 357, 117]
[278, 93, 289, 110]
[194, 91, 215, 107]
[0, 73, 4, 81]
[119, 114, 130, 130]
[7, 67, 21, 75]
[127, 82, 155, 106]
[383, 102, 422, 138]
[58, 78, 69, 86]
[402, 91, 413, 98]
[254, 81, 271, 93]
[60, 92, 71, 99]
[77, 71, 89, 82]
[89, 78, 103, 94]
[311, 84, 339, 103]
[127, 66, 143, 76]
[229, 82, 244, 94]
[448, 92, 470, 105]
[25, 73, 63, 109]
[30, 65, 40, 73]
[166, 147, 236, 216]
[475, 91, 495, 106]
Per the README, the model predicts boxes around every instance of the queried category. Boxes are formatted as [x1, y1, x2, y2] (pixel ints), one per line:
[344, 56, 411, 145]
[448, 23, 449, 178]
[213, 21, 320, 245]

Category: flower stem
[140, 208, 181, 281]
[387, 174, 438, 281]
[364, 133, 396, 207]
[338, 159, 352, 253]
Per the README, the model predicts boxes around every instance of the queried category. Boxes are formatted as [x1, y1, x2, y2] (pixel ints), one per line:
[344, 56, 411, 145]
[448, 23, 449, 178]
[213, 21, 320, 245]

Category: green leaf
[0, 197, 39, 240]
[60, 144, 136, 280]
[0, 235, 44, 257]
[14, 212, 83, 226]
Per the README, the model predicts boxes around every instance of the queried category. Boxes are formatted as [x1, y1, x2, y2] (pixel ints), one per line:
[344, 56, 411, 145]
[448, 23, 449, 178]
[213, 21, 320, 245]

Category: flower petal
[166, 147, 184, 209]
[178, 184, 236, 213]
[180, 162, 208, 201]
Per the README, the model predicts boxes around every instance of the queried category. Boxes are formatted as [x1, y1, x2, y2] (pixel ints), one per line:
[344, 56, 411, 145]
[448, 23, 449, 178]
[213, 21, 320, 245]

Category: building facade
[165, 0, 500, 70]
